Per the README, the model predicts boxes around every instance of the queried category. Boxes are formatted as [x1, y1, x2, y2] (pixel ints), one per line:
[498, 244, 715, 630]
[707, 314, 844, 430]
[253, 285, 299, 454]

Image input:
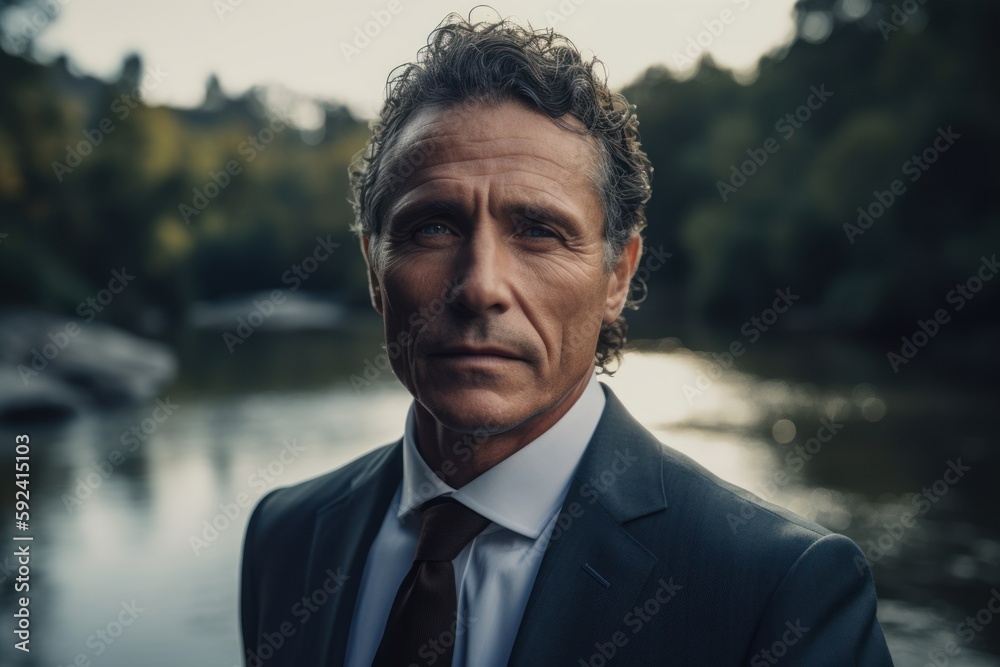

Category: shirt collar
[398, 373, 606, 539]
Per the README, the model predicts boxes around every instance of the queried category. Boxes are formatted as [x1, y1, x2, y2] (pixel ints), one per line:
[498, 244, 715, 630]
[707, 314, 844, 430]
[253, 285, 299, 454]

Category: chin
[416, 385, 532, 435]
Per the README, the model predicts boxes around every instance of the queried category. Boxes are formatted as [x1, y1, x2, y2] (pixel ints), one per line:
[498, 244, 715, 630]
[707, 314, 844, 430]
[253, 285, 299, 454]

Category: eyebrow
[500, 201, 580, 231]
[387, 198, 469, 228]
[387, 197, 584, 236]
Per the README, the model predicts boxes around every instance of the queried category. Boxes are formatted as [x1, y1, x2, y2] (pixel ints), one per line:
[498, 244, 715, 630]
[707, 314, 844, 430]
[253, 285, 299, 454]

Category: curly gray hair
[349, 12, 653, 372]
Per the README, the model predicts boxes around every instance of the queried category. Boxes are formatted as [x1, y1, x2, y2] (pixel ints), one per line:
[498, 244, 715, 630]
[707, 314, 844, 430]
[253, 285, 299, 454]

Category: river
[1, 328, 997, 666]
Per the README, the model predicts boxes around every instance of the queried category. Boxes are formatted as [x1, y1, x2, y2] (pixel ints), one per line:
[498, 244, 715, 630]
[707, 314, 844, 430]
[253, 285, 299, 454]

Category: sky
[5, 0, 803, 123]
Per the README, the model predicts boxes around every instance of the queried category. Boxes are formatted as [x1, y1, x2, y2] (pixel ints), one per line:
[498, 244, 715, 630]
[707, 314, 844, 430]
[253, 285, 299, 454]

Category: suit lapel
[293, 384, 667, 666]
[507, 383, 668, 666]
[298, 441, 403, 667]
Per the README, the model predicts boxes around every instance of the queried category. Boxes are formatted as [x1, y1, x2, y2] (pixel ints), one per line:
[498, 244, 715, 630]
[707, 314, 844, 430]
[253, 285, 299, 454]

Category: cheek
[522, 265, 609, 363]
[559, 310, 605, 366]
[381, 262, 444, 317]
[378, 274, 428, 361]
[378, 263, 456, 376]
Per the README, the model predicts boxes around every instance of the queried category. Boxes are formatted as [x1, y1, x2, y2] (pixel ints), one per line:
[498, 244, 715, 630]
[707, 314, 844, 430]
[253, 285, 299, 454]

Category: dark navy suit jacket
[240, 383, 894, 666]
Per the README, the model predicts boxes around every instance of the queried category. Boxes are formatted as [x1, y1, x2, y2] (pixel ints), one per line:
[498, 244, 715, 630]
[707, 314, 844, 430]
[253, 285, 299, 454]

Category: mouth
[430, 344, 524, 362]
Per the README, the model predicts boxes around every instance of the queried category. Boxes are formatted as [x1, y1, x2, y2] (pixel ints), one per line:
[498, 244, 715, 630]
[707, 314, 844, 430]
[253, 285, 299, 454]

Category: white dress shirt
[343, 373, 606, 667]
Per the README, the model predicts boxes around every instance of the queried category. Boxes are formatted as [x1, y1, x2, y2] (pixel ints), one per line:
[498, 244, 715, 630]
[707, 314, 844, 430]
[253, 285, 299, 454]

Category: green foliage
[1, 0, 997, 344]
[0, 48, 369, 334]
[624, 0, 999, 339]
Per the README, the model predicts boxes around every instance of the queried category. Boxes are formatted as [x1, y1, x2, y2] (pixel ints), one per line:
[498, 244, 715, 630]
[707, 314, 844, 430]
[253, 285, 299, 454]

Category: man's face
[362, 100, 639, 434]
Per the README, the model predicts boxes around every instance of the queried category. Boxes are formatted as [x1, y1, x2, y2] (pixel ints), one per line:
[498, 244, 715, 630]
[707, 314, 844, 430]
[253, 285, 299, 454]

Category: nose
[451, 223, 513, 316]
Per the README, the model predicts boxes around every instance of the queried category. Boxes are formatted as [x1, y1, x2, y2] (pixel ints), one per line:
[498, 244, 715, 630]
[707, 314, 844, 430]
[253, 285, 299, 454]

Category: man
[240, 13, 894, 667]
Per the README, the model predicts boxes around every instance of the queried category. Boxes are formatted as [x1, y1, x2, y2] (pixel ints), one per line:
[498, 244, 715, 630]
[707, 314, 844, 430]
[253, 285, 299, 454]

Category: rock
[0, 309, 177, 423]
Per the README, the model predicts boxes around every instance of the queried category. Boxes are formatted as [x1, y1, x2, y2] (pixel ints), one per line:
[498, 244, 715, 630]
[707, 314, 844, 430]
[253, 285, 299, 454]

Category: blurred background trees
[1, 0, 997, 376]
[1, 3, 998, 662]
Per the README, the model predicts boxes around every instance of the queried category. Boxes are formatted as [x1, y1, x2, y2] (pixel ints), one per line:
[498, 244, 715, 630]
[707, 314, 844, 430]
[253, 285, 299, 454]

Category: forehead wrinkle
[410, 158, 582, 197]
[419, 144, 591, 185]
[387, 177, 475, 222]
[397, 105, 600, 175]
[493, 182, 598, 224]
[414, 107, 588, 144]
[393, 171, 596, 231]
[381, 101, 605, 233]
[407, 144, 597, 205]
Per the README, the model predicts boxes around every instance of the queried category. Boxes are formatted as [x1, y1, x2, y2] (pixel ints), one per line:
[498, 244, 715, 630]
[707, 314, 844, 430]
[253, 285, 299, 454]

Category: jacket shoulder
[658, 441, 830, 545]
[596, 382, 831, 559]
[653, 444, 889, 664]
[249, 441, 400, 539]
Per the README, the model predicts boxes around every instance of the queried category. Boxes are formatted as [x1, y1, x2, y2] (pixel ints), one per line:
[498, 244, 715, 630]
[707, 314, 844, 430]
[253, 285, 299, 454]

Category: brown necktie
[371, 496, 491, 667]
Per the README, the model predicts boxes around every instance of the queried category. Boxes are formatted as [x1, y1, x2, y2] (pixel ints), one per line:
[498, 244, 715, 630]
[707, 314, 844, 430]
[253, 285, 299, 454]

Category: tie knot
[414, 497, 491, 562]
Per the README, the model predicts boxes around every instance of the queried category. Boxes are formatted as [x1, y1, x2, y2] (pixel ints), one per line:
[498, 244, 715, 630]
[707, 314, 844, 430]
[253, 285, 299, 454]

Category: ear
[360, 235, 384, 315]
[603, 234, 642, 324]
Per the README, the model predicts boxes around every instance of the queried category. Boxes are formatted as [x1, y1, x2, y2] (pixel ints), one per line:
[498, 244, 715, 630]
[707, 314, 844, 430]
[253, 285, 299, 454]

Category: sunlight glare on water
[603, 349, 777, 492]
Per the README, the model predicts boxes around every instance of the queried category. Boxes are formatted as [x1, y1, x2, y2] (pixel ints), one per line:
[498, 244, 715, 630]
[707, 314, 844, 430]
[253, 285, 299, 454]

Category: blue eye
[522, 226, 556, 238]
[416, 223, 451, 235]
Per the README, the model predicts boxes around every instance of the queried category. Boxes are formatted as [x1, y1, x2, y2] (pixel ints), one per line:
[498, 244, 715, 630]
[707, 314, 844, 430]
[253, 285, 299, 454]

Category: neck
[414, 370, 594, 489]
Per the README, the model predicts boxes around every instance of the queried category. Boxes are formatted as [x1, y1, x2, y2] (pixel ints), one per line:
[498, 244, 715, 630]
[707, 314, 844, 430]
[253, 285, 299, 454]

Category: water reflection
[1, 335, 997, 666]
